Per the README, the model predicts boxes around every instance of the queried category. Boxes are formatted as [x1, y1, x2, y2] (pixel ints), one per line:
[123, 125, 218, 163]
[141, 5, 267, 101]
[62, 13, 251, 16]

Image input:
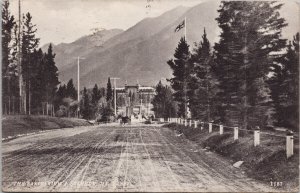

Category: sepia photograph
[1, 0, 299, 192]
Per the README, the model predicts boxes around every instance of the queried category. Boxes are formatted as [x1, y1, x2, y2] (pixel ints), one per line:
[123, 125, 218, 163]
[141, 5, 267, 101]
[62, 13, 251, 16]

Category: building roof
[115, 85, 155, 93]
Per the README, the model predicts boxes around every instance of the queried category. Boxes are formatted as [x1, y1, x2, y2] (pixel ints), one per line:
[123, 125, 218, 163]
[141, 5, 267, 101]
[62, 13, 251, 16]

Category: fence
[166, 118, 296, 159]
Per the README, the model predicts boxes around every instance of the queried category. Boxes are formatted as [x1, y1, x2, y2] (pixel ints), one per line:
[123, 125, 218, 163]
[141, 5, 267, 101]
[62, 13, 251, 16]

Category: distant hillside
[41, 28, 124, 69]
[42, 0, 299, 88]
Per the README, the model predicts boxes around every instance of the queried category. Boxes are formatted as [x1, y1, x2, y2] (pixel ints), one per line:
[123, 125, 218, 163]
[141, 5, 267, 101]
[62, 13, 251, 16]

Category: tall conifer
[167, 37, 191, 118]
[214, 2, 287, 128]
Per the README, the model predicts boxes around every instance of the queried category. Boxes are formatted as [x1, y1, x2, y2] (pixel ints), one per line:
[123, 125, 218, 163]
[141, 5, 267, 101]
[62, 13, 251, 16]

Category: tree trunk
[243, 35, 249, 130]
[24, 86, 27, 114]
[8, 97, 11, 115]
[46, 102, 49, 115]
[12, 96, 15, 114]
[28, 82, 31, 115]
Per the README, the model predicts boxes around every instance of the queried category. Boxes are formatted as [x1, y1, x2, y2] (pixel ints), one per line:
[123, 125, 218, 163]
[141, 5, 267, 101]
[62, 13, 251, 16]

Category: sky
[9, 0, 300, 46]
[10, 0, 202, 46]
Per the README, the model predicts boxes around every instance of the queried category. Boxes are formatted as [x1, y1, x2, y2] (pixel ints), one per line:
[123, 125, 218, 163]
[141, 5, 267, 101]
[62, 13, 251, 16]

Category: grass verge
[164, 123, 299, 191]
[2, 115, 92, 139]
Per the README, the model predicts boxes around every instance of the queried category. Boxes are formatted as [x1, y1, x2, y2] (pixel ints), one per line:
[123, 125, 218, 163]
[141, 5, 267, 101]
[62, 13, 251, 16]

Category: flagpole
[184, 16, 187, 42]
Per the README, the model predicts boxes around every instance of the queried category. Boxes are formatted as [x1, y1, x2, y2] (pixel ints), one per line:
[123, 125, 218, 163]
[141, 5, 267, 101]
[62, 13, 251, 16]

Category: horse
[117, 115, 131, 125]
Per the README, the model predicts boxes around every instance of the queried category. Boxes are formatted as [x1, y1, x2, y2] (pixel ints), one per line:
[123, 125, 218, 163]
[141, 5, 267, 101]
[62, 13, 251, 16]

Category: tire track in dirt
[110, 128, 127, 190]
[138, 128, 162, 192]
[3, 125, 278, 192]
[29, 135, 99, 182]
[129, 128, 143, 190]
[122, 128, 129, 189]
[158, 127, 275, 192]
[140, 127, 182, 191]
[152, 128, 223, 191]
[30, 142, 86, 182]
[3, 142, 48, 165]
[47, 136, 103, 179]
[52, 129, 116, 191]
[76, 130, 116, 187]
[148, 127, 199, 191]
[2, 143, 57, 184]
[156, 128, 244, 191]
[7, 129, 110, 190]
[122, 127, 148, 191]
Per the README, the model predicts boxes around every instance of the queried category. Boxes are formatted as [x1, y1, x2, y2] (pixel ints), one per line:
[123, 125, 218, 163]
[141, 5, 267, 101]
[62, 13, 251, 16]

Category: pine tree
[91, 84, 101, 118]
[269, 33, 299, 130]
[2, 0, 16, 114]
[21, 12, 40, 114]
[30, 48, 45, 113]
[66, 79, 77, 100]
[43, 44, 60, 108]
[152, 81, 177, 118]
[214, 2, 287, 128]
[81, 87, 91, 119]
[188, 29, 218, 122]
[106, 77, 113, 102]
[54, 84, 67, 110]
[91, 84, 101, 105]
[167, 37, 191, 118]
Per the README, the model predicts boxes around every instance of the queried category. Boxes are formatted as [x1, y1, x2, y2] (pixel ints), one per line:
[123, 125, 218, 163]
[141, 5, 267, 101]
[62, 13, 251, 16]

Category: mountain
[42, 0, 298, 89]
[41, 28, 124, 69]
[48, 1, 220, 88]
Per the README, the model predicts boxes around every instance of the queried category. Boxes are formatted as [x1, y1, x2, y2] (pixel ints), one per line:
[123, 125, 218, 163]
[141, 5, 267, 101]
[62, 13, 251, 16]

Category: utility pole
[76, 57, 85, 118]
[18, 0, 24, 114]
[110, 77, 120, 116]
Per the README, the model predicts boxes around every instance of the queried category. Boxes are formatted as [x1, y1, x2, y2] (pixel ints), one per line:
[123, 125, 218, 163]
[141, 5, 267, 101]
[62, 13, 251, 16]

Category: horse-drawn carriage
[117, 115, 131, 125]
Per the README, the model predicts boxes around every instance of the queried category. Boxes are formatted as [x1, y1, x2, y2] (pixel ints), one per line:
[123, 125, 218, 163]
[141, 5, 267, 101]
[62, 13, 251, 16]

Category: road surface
[2, 124, 276, 192]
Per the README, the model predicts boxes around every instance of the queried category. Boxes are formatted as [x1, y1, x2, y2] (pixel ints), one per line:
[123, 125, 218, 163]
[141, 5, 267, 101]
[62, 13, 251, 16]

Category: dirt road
[2, 124, 277, 192]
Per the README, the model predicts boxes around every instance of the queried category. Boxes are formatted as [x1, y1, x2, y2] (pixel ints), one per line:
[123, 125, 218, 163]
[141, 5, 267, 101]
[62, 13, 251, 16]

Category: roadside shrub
[56, 105, 68, 117]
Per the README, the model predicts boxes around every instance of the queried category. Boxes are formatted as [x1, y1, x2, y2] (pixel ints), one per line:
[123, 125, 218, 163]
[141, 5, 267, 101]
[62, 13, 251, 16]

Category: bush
[56, 105, 68, 117]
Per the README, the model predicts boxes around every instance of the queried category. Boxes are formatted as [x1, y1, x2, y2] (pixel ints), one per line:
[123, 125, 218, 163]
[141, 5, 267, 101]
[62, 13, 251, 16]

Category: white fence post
[234, 127, 239, 140]
[184, 119, 187, 126]
[286, 132, 294, 158]
[254, 130, 260, 146]
[189, 120, 192, 127]
[194, 121, 198, 128]
[201, 122, 204, 130]
[219, 125, 224, 135]
[209, 123, 212, 133]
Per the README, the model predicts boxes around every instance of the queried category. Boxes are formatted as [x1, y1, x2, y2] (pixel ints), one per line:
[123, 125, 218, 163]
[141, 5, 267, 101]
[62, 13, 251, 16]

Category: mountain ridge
[43, 0, 299, 88]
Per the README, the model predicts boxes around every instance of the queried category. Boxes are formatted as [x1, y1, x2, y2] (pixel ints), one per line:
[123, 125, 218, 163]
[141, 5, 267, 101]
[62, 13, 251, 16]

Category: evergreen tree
[269, 33, 299, 130]
[66, 79, 77, 100]
[152, 81, 177, 118]
[167, 37, 191, 118]
[91, 84, 101, 105]
[30, 48, 45, 113]
[81, 87, 91, 119]
[91, 84, 101, 118]
[106, 77, 113, 102]
[188, 29, 218, 121]
[43, 44, 60, 107]
[2, 0, 16, 114]
[53, 84, 67, 110]
[21, 12, 40, 114]
[214, 2, 287, 128]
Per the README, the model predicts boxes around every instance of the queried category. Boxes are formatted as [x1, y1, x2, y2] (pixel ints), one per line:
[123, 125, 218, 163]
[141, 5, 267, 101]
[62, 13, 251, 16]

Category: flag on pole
[174, 20, 185, 32]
